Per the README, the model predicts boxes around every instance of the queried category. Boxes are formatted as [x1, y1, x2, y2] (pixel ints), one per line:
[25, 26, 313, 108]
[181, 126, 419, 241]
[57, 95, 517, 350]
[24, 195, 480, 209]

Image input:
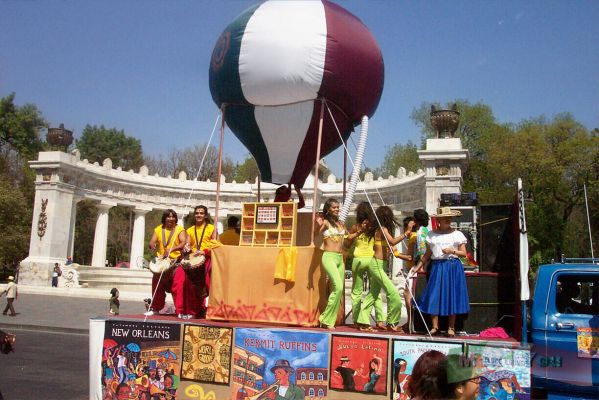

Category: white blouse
[426, 230, 467, 260]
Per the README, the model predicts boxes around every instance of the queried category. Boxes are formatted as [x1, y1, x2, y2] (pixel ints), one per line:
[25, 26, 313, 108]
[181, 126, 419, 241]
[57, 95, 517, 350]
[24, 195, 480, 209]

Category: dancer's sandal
[319, 323, 335, 331]
[429, 327, 440, 336]
[376, 321, 386, 330]
[387, 324, 405, 334]
[358, 324, 376, 332]
[447, 328, 456, 338]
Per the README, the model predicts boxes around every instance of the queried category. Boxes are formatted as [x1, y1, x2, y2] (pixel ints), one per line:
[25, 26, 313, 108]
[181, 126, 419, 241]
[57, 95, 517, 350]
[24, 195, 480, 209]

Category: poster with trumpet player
[180, 325, 233, 384]
[232, 328, 330, 400]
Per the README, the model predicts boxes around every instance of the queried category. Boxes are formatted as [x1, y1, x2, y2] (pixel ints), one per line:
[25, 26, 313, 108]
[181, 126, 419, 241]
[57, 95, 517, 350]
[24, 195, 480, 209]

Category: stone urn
[430, 104, 460, 138]
[46, 123, 73, 150]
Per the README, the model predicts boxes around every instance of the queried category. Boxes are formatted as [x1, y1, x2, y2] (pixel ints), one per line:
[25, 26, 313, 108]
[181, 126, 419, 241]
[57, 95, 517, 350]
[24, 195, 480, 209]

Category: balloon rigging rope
[144, 112, 221, 322]
[325, 103, 432, 337]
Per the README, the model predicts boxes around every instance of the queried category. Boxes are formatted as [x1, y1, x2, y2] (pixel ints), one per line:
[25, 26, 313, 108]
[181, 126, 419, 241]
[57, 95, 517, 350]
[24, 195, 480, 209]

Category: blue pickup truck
[530, 261, 599, 399]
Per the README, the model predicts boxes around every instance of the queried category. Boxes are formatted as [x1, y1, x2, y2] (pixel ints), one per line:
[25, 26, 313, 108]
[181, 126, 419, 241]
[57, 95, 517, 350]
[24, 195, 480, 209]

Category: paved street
[0, 286, 160, 399]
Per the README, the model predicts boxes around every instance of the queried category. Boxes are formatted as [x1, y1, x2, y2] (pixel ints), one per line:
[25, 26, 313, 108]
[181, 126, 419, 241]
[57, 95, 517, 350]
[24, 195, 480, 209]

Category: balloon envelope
[210, 0, 384, 186]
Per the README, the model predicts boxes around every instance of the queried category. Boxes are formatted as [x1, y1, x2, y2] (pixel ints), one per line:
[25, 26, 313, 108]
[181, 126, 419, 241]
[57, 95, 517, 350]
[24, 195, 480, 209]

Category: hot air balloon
[209, 0, 384, 188]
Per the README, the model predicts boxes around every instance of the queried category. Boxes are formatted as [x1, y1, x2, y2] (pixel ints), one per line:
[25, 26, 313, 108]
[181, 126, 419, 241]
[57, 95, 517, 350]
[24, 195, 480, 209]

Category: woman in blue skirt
[413, 207, 469, 337]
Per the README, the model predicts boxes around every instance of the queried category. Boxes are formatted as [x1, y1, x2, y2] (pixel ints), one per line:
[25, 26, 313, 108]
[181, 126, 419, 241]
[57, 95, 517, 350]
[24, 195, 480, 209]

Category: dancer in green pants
[358, 205, 414, 332]
[316, 198, 350, 329]
[346, 202, 377, 331]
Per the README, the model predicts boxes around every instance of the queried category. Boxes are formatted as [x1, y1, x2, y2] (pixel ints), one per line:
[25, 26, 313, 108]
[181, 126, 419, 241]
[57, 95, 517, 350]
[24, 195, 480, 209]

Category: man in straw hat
[334, 355, 357, 391]
[1, 276, 17, 316]
[268, 359, 304, 399]
[446, 353, 483, 400]
[413, 207, 470, 337]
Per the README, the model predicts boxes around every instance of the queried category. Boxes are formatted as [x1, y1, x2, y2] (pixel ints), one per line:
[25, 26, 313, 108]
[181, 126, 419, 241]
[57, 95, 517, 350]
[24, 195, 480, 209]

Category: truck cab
[531, 262, 599, 399]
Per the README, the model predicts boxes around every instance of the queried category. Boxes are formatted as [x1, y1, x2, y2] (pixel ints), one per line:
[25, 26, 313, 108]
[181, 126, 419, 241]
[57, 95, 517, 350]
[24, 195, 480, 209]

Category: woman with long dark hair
[346, 201, 377, 331]
[407, 350, 451, 400]
[315, 198, 347, 329]
[356, 205, 413, 331]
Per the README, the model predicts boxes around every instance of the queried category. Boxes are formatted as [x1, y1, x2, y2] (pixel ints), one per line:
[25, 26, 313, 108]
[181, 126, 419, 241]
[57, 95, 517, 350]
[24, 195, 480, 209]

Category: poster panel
[470, 344, 531, 400]
[181, 325, 233, 384]
[391, 340, 461, 400]
[329, 335, 389, 395]
[232, 328, 330, 400]
[101, 321, 181, 399]
[577, 327, 599, 358]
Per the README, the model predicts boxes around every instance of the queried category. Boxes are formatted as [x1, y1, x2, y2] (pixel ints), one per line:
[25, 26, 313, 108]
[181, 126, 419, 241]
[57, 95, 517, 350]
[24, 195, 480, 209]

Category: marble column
[130, 207, 151, 268]
[91, 202, 115, 268]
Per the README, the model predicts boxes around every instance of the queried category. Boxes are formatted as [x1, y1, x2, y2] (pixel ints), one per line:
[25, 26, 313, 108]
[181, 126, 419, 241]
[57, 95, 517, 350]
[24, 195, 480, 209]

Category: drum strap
[161, 227, 176, 257]
[194, 223, 208, 252]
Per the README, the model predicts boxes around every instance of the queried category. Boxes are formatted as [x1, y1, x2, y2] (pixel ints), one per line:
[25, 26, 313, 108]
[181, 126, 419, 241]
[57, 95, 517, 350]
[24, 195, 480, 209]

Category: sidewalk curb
[0, 323, 88, 335]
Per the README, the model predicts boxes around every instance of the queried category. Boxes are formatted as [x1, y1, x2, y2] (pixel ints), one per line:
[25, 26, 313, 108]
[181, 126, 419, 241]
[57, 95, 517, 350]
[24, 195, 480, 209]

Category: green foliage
[375, 140, 422, 177]
[73, 200, 97, 265]
[234, 155, 260, 183]
[0, 177, 32, 266]
[409, 100, 598, 263]
[77, 125, 144, 171]
[0, 93, 46, 160]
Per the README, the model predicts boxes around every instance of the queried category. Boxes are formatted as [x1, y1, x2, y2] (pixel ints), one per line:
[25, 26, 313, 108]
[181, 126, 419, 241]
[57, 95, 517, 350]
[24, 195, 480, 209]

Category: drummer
[145, 209, 188, 318]
[185, 205, 216, 318]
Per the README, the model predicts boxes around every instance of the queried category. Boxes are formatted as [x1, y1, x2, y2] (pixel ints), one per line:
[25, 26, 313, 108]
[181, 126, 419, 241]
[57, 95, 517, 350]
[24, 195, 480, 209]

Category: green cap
[446, 354, 481, 384]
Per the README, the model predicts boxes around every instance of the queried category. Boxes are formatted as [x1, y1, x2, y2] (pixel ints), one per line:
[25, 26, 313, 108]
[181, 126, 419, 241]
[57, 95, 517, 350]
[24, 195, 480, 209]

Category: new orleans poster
[101, 321, 182, 399]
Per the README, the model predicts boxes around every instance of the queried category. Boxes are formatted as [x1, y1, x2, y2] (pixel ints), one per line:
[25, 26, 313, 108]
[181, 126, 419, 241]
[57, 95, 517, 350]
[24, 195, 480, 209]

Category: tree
[144, 143, 235, 181]
[0, 93, 46, 160]
[0, 177, 32, 267]
[375, 141, 422, 178]
[76, 125, 144, 171]
[233, 155, 260, 183]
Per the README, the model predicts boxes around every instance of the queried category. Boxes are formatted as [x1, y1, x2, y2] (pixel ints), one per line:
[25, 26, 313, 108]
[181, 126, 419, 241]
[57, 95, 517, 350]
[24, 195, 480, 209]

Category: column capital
[132, 206, 152, 216]
[96, 201, 117, 212]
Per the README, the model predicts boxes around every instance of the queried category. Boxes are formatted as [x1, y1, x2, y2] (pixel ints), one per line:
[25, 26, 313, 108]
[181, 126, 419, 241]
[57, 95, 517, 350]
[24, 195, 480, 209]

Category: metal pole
[310, 98, 326, 246]
[584, 184, 595, 259]
[214, 104, 226, 239]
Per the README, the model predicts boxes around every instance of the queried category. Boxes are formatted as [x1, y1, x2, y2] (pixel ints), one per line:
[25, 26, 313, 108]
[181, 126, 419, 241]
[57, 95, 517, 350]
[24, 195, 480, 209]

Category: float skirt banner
[181, 325, 233, 384]
[470, 344, 531, 400]
[207, 246, 326, 326]
[330, 335, 389, 395]
[102, 321, 181, 399]
[232, 328, 330, 400]
[391, 340, 462, 400]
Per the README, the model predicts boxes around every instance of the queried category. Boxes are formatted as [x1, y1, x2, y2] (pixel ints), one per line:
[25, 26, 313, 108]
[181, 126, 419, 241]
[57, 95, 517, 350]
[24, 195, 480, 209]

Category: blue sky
[1, 0, 598, 177]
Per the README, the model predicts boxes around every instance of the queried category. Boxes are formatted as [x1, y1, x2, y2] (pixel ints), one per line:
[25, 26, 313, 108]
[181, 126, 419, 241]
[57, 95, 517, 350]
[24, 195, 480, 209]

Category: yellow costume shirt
[154, 225, 185, 259]
[186, 223, 216, 252]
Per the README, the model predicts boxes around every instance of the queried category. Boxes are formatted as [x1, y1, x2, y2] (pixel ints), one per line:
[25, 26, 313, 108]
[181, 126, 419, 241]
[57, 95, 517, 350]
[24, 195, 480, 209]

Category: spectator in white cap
[1, 276, 17, 316]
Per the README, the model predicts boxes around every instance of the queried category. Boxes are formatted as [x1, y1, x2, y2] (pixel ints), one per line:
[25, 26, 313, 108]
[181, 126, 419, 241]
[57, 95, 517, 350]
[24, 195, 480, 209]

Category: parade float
[90, 2, 536, 400]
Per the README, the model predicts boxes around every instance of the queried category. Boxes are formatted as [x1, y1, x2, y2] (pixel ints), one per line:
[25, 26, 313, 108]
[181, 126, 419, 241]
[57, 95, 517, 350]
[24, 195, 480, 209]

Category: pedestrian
[1, 276, 17, 317]
[109, 288, 120, 315]
[52, 263, 62, 287]
[446, 354, 483, 400]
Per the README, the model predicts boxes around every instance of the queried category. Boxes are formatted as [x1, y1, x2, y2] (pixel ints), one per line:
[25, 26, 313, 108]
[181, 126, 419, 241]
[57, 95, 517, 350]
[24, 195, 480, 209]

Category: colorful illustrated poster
[330, 335, 389, 395]
[232, 328, 329, 400]
[470, 344, 531, 400]
[577, 327, 599, 358]
[101, 321, 181, 400]
[391, 340, 461, 400]
[181, 325, 232, 384]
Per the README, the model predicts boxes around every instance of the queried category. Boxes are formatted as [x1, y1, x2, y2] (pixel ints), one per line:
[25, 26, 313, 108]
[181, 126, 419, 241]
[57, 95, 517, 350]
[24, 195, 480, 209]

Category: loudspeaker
[479, 204, 515, 273]
[412, 272, 517, 334]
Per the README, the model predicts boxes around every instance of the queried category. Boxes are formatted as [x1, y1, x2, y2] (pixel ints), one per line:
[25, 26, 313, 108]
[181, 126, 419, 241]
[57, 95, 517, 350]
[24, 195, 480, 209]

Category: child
[109, 288, 120, 315]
